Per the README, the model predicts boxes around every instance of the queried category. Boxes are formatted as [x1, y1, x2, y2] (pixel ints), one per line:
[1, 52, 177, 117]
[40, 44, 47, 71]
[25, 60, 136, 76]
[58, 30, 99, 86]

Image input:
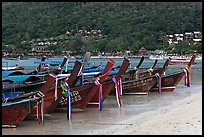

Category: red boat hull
[2, 102, 35, 127]
[170, 61, 196, 65]
[2, 93, 42, 128]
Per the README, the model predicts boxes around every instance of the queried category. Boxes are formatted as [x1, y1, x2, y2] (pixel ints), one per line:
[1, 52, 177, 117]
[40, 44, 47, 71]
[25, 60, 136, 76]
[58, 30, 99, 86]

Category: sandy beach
[85, 85, 202, 135]
[2, 85, 202, 135]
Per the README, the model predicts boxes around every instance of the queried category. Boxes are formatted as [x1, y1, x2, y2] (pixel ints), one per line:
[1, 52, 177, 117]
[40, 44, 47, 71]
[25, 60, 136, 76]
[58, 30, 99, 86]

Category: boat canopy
[2, 70, 25, 77]
[2, 75, 46, 83]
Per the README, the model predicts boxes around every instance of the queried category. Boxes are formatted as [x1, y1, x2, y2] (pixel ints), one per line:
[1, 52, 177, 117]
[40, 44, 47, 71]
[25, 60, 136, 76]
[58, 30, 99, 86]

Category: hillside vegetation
[2, 2, 202, 56]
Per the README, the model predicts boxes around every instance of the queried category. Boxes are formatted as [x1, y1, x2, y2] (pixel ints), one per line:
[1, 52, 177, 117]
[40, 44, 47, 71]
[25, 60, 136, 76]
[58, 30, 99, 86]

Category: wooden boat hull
[151, 55, 196, 92]
[2, 100, 36, 127]
[124, 68, 163, 80]
[2, 91, 43, 127]
[87, 57, 131, 108]
[115, 59, 170, 94]
[56, 82, 103, 110]
[31, 74, 63, 114]
[120, 76, 157, 94]
[37, 86, 62, 114]
[105, 58, 170, 93]
[71, 84, 99, 109]
[30, 61, 83, 114]
[56, 59, 116, 111]
[150, 72, 184, 92]
[86, 81, 114, 107]
[4, 74, 64, 116]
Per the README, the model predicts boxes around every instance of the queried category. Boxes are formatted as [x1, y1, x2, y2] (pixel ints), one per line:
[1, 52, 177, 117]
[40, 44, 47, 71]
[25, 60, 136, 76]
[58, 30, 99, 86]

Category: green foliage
[2, 2, 202, 56]
[173, 40, 202, 55]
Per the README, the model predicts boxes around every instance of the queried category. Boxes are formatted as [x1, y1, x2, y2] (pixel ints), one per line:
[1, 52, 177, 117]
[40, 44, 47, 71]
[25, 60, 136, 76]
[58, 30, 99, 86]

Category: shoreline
[2, 85, 202, 135]
[86, 85, 202, 135]
[2, 56, 202, 61]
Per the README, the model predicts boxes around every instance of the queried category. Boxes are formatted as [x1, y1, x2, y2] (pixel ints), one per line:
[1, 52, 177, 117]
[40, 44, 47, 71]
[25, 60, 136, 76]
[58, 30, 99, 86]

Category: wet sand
[87, 85, 202, 135]
[2, 84, 202, 135]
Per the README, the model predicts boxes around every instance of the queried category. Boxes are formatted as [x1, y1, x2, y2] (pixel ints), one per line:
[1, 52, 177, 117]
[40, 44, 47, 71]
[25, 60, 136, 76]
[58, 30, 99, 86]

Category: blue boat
[2, 70, 25, 77]
[2, 75, 47, 92]
[2, 91, 25, 99]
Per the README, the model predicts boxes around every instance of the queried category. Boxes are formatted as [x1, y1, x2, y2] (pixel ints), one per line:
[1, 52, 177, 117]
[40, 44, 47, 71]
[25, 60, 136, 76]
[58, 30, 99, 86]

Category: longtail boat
[111, 58, 171, 95]
[87, 57, 130, 108]
[37, 53, 92, 114]
[169, 56, 196, 65]
[2, 66, 24, 71]
[2, 60, 83, 119]
[124, 57, 169, 80]
[34, 60, 83, 114]
[150, 55, 196, 92]
[2, 74, 47, 93]
[2, 91, 44, 127]
[56, 59, 115, 111]
[28, 55, 66, 75]
[92, 56, 161, 83]
[2, 57, 24, 71]
[2, 70, 25, 77]
[2, 91, 25, 99]
[1, 53, 89, 94]
[4, 53, 91, 116]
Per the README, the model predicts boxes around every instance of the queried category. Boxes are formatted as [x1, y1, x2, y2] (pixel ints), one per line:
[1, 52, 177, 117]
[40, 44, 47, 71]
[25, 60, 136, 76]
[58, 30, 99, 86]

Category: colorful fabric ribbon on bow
[55, 77, 58, 100]
[135, 68, 139, 80]
[94, 77, 103, 111]
[34, 93, 44, 125]
[182, 65, 192, 87]
[61, 81, 72, 120]
[55, 77, 69, 100]
[65, 86, 71, 120]
[112, 77, 122, 108]
[36, 101, 40, 124]
[155, 73, 162, 94]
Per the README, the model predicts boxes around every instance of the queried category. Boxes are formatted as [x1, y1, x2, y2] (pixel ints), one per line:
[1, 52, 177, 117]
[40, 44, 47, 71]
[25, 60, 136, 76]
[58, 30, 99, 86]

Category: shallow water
[2, 58, 202, 135]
